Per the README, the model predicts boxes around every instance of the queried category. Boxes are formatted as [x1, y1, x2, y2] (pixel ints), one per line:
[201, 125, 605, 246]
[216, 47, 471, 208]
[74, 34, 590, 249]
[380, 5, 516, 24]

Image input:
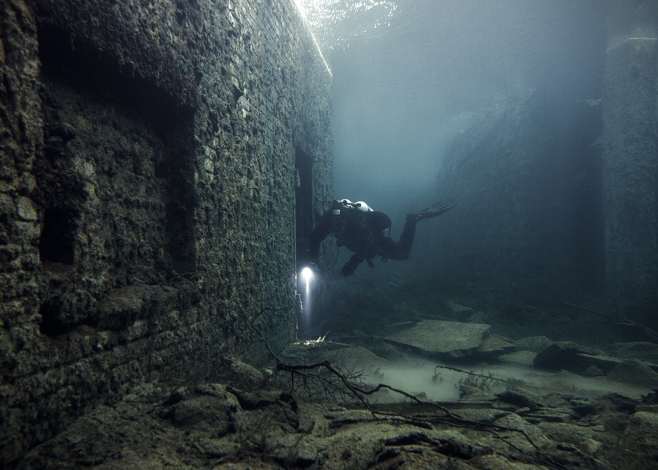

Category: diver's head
[354, 201, 373, 212]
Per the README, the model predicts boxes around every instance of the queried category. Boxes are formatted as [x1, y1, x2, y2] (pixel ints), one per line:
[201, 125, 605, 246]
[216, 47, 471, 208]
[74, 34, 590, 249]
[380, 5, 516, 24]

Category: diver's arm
[341, 253, 365, 277]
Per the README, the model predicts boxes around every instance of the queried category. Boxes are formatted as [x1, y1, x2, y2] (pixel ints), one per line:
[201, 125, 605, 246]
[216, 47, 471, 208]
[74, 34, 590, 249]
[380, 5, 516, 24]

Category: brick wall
[0, 0, 333, 464]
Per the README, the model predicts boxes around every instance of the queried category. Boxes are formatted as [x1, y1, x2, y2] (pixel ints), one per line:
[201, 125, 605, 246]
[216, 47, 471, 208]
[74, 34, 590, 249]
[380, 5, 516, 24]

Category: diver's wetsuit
[308, 201, 422, 276]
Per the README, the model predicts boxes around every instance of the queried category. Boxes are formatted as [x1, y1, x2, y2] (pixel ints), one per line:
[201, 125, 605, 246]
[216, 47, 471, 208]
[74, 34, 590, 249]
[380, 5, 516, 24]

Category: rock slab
[385, 320, 490, 359]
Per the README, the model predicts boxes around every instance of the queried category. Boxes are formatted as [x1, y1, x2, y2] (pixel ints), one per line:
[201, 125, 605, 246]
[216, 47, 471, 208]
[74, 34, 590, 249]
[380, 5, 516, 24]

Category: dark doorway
[39, 208, 76, 265]
[295, 147, 314, 337]
[295, 147, 314, 267]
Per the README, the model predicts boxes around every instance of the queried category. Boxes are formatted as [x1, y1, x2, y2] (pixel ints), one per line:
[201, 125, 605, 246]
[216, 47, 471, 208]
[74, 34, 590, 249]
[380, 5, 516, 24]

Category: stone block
[16, 196, 37, 221]
[385, 320, 490, 359]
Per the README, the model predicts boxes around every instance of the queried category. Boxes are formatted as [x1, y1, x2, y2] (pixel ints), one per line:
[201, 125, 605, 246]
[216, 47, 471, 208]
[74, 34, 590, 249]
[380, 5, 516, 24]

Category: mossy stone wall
[0, 0, 333, 464]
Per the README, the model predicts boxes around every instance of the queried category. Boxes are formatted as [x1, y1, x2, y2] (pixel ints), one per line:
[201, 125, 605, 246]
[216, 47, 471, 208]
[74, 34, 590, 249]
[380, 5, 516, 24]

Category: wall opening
[39, 208, 76, 265]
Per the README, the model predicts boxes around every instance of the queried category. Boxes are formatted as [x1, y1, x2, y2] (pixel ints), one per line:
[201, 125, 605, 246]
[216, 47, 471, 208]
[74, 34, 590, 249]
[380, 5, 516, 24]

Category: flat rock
[610, 342, 658, 364]
[499, 351, 536, 366]
[536, 421, 605, 446]
[323, 344, 394, 366]
[385, 320, 490, 359]
[477, 334, 515, 356]
[279, 340, 352, 364]
[533, 341, 605, 371]
[357, 336, 407, 361]
[575, 353, 622, 373]
[514, 336, 553, 353]
[491, 413, 550, 453]
[446, 300, 475, 314]
[607, 359, 658, 387]
[496, 386, 544, 410]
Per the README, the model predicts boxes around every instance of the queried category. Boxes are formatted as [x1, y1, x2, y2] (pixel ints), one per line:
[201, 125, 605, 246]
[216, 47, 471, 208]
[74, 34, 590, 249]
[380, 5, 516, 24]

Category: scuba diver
[307, 199, 455, 276]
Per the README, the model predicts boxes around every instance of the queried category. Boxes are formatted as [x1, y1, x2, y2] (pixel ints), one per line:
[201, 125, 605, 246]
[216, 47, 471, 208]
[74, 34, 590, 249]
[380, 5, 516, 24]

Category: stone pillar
[602, 33, 658, 326]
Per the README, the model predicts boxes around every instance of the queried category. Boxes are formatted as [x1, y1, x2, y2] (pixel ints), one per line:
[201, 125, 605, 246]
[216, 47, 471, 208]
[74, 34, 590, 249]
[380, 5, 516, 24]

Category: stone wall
[409, 0, 657, 327]
[0, 0, 333, 465]
[410, 90, 604, 298]
[602, 0, 658, 327]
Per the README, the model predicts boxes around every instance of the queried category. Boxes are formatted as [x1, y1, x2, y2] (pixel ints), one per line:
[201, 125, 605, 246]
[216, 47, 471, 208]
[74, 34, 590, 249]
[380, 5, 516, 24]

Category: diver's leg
[382, 202, 454, 261]
[381, 216, 417, 260]
[398, 216, 417, 257]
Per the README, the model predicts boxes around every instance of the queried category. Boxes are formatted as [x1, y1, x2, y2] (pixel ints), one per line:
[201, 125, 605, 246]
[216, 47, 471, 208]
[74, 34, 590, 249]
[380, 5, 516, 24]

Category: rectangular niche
[35, 20, 196, 335]
[295, 146, 315, 271]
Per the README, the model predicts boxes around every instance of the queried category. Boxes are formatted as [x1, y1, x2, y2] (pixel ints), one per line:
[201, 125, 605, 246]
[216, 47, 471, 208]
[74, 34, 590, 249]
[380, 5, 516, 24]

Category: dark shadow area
[38, 298, 72, 339]
[39, 208, 76, 265]
[36, 19, 197, 274]
[295, 146, 315, 266]
[36, 21, 191, 142]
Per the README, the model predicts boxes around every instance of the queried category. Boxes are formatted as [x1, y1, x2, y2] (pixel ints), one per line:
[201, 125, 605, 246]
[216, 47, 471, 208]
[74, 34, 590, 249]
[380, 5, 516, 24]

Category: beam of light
[292, 0, 333, 76]
[301, 266, 314, 295]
